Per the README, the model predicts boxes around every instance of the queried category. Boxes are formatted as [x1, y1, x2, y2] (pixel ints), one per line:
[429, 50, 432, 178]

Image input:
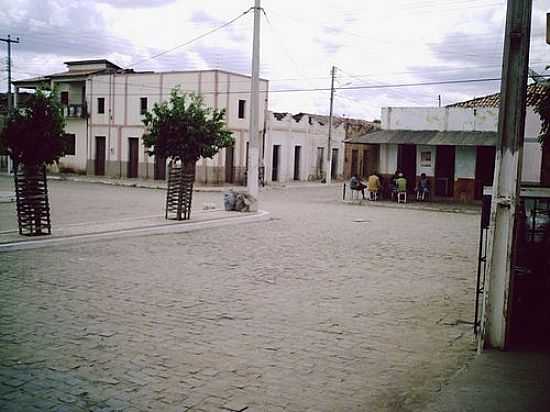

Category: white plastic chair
[397, 191, 407, 203]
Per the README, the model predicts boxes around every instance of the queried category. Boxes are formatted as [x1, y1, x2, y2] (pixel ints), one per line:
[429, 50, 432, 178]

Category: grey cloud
[190, 10, 221, 25]
[1, 0, 164, 83]
[95, 0, 177, 8]
[314, 36, 342, 55]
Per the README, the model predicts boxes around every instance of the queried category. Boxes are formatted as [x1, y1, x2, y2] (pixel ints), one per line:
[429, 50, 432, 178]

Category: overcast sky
[1, 0, 550, 120]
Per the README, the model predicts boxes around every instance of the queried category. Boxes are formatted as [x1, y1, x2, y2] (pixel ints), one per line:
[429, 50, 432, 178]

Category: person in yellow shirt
[367, 172, 381, 200]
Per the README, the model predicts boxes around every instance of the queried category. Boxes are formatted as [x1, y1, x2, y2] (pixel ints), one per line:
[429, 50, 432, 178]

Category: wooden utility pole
[479, 0, 532, 350]
[326, 65, 336, 184]
[247, 0, 261, 199]
[1, 34, 20, 112]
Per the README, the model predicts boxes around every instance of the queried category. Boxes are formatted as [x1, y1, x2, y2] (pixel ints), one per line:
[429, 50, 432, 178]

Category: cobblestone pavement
[0, 178, 480, 411]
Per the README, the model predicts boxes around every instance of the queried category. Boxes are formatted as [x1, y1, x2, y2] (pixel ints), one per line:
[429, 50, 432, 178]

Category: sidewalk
[0, 209, 270, 251]
[424, 350, 550, 412]
[342, 197, 482, 215]
[42, 173, 344, 192]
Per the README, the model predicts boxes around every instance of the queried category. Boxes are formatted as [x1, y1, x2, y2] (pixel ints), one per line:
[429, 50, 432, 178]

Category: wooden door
[128, 138, 139, 178]
[272, 145, 280, 182]
[225, 146, 234, 183]
[294, 146, 301, 180]
[154, 154, 166, 180]
[95, 136, 106, 176]
[331, 148, 338, 179]
[361, 149, 368, 177]
[435, 145, 455, 197]
[397, 144, 417, 191]
[474, 146, 496, 200]
[351, 149, 358, 177]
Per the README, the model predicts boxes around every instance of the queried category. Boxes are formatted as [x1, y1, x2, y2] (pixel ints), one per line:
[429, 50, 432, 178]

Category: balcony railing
[63, 104, 87, 119]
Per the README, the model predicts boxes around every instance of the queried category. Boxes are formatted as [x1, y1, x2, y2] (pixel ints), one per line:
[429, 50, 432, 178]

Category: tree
[142, 89, 234, 219]
[2, 89, 66, 166]
[533, 85, 550, 185]
[0, 89, 67, 235]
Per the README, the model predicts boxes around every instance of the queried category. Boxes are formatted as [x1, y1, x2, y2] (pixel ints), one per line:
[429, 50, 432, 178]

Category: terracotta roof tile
[447, 83, 550, 108]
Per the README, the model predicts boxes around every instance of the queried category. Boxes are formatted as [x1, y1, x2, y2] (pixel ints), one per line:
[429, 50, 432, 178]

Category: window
[60, 91, 69, 105]
[140, 97, 148, 115]
[238, 99, 246, 119]
[97, 97, 105, 114]
[420, 151, 432, 167]
[63, 134, 76, 155]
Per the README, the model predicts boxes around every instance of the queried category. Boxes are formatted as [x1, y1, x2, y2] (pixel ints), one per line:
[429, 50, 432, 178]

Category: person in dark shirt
[350, 175, 367, 199]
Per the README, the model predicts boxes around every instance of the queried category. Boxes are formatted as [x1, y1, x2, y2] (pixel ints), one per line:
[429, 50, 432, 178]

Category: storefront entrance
[397, 144, 416, 191]
[435, 145, 455, 197]
[474, 146, 496, 200]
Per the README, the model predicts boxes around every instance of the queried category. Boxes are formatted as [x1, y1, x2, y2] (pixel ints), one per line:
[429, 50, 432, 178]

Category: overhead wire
[128, 7, 254, 68]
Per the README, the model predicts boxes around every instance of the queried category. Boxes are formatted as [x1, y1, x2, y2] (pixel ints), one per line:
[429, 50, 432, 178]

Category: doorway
[331, 148, 338, 180]
[474, 146, 496, 200]
[351, 149, 358, 177]
[272, 145, 280, 182]
[435, 145, 455, 197]
[225, 145, 234, 183]
[397, 144, 416, 191]
[95, 136, 106, 176]
[154, 154, 166, 180]
[317, 147, 324, 179]
[294, 146, 301, 181]
[362, 150, 369, 177]
[128, 137, 139, 178]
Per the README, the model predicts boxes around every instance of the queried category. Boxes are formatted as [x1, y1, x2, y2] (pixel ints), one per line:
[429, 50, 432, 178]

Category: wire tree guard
[165, 161, 195, 220]
[13, 162, 52, 236]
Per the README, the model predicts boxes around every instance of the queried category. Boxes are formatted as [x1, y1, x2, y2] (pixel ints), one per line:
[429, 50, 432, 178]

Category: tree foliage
[0, 89, 66, 165]
[142, 89, 234, 164]
[533, 85, 550, 145]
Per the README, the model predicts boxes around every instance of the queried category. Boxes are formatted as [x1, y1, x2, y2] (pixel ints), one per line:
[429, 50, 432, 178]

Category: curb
[0, 210, 271, 252]
[341, 199, 480, 215]
[47, 175, 244, 193]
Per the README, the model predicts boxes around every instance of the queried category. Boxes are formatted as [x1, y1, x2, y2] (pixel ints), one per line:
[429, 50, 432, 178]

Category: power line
[129, 7, 253, 68]
[29, 75, 536, 96]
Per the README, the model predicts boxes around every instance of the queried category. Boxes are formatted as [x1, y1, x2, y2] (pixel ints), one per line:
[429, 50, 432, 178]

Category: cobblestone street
[0, 178, 480, 411]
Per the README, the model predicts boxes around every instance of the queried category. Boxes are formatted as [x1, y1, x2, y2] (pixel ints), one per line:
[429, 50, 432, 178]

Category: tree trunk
[13, 162, 52, 236]
[165, 160, 195, 220]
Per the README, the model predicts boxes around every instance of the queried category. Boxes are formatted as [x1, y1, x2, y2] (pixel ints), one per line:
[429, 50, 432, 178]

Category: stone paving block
[0, 181, 481, 411]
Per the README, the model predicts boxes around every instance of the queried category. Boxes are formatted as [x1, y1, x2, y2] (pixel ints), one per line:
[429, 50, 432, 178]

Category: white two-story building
[13, 59, 269, 184]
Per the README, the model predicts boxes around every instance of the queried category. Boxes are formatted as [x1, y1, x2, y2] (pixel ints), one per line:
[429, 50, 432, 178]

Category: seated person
[396, 173, 407, 194]
[390, 170, 400, 200]
[350, 175, 367, 199]
[416, 173, 430, 200]
[367, 172, 381, 200]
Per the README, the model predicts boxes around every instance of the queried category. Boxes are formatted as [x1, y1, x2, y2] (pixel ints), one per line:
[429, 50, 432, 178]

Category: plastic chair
[397, 191, 407, 203]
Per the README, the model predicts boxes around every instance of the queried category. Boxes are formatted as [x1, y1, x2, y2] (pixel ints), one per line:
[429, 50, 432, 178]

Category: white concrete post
[247, 0, 261, 198]
[479, 0, 532, 350]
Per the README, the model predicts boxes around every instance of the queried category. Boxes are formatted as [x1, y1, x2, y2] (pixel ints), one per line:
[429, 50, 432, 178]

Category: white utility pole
[247, 0, 261, 199]
[479, 0, 532, 350]
[1, 34, 20, 175]
[326, 66, 336, 184]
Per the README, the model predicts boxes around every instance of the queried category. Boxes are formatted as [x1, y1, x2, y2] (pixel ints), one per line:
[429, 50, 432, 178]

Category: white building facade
[13, 60, 269, 184]
[263, 112, 347, 184]
[348, 105, 543, 201]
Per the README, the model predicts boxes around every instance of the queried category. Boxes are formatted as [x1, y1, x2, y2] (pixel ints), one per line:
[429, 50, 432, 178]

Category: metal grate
[165, 162, 194, 221]
[13, 163, 52, 236]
